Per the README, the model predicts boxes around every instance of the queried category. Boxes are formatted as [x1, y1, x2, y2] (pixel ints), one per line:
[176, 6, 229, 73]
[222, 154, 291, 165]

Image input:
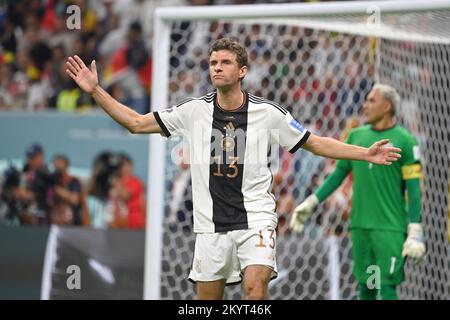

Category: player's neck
[371, 116, 394, 131]
[216, 86, 244, 111]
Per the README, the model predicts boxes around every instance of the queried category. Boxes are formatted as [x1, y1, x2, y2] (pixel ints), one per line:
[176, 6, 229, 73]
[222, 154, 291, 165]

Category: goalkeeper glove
[290, 194, 319, 233]
[402, 223, 426, 263]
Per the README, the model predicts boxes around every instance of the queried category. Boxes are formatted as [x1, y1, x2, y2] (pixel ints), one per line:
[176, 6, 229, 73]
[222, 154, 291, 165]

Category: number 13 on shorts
[238, 227, 278, 277]
[255, 228, 276, 249]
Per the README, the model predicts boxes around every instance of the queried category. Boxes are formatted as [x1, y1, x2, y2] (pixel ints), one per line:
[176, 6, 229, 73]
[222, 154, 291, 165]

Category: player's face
[53, 159, 67, 173]
[362, 89, 391, 124]
[29, 154, 44, 170]
[209, 50, 247, 89]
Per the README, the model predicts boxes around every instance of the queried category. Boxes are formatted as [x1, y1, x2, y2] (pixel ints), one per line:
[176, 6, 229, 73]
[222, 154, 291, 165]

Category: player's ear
[239, 66, 248, 80]
[384, 100, 393, 115]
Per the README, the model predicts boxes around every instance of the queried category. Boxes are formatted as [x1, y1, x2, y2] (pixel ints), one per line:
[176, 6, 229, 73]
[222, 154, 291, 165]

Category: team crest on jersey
[289, 119, 304, 133]
[222, 122, 236, 152]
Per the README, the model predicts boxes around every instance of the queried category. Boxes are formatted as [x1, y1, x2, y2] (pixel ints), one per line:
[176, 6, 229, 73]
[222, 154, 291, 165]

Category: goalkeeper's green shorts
[351, 228, 406, 286]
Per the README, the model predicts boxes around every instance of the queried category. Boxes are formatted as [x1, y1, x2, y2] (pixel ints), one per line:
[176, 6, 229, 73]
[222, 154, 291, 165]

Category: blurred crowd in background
[0, 143, 147, 229]
[0, 0, 329, 112]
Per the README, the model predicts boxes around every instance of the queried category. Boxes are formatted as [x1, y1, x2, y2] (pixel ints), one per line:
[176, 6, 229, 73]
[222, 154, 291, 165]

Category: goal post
[145, 0, 450, 300]
[143, 16, 171, 300]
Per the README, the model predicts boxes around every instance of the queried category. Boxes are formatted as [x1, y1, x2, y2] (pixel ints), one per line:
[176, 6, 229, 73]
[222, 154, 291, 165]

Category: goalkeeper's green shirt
[336, 125, 420, 232]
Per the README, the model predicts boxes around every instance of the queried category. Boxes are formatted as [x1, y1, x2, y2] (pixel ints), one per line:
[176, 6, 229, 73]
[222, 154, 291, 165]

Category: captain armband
[402, 164, 422, 180]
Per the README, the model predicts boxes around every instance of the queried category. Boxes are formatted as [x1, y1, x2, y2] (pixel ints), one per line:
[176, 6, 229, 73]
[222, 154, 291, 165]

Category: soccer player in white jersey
[66, 38, 401, 300]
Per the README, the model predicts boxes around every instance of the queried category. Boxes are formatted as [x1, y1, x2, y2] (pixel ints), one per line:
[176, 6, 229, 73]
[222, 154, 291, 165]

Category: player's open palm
[367, 139, 401, 165]
[65, 55, 98, 94]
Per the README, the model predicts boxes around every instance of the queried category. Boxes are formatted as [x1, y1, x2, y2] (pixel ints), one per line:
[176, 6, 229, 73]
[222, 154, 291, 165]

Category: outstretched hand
[65, 55, 98, 94]
[367, 139, 401, 165]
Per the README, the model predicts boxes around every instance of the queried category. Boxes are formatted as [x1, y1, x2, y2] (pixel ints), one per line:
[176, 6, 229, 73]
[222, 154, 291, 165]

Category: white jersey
[155, 91, 310, 233]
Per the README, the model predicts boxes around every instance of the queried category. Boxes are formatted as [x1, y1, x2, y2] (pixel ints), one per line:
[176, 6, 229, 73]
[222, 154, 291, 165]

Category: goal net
[146, 1, 450, 300]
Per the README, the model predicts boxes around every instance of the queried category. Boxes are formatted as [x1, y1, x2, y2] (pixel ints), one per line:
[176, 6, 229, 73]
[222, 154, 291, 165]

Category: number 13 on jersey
[213, 155, 240, 178]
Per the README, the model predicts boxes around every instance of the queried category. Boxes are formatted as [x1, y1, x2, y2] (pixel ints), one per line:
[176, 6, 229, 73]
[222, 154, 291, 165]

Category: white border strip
[156, 0, 450, 21]
[40, 225, 60, 300]
[144, 16, 171, 300]
[265, 18, 450, 45]
[327, 235, 341, 300]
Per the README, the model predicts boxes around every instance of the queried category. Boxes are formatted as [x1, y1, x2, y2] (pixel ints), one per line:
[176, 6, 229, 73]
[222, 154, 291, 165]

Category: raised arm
[302, 133, 401, 165]
[65, 55, 162, 134]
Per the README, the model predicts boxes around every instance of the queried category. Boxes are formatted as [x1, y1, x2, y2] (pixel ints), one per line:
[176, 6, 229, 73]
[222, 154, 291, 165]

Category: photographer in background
[20, 143, 52, 225]
[49, 154, 88, 226]
[86, 151, 127, 229]
[0, 166, 25, 226]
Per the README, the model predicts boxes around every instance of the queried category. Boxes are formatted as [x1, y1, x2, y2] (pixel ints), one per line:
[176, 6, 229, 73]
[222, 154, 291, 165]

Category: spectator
[11, 51, 31, 109]
[106, 21, 149, 114]
[47, 15, 77, 55]
[115, 153, 146, 229]
[1, 16, 17, 54]
[55, 62, 93, 112]
[86, 151, 127, 229]
[0, 166, 24, 226]
[21, 143, 51, 225]
[0, 63, 15, 109]
[49, 154, 88, 226]
[112, 0, 187, 46]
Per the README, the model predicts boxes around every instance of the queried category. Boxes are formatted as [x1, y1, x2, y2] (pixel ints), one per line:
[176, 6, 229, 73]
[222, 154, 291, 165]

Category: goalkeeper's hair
[373, 83, 400, 115]
[209, 37, 248, 68]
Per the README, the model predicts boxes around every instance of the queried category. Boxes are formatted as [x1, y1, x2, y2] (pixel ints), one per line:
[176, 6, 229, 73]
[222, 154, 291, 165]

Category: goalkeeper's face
[209, 50, 248, 89]
[363, 89, 392, 124]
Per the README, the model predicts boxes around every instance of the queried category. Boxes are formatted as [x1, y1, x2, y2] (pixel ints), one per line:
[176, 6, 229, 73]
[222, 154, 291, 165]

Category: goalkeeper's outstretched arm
[65, 55, 162, 135]
[314, 166, 349, 203]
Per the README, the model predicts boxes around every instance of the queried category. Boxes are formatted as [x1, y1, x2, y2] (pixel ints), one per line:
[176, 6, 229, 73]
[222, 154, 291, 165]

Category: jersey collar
[370, 124, 397, 132]
[214, 90, 248, 113]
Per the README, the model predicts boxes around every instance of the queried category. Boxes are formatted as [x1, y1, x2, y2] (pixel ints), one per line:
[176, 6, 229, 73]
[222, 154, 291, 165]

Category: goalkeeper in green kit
[290, 84, 426, 300]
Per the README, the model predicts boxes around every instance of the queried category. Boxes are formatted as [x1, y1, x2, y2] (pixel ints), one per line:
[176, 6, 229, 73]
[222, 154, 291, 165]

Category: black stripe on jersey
[153, 112, 171, 137]
[201, 92, 215, 103]
[174, 92, 215, 108]
[289, 130, 311, 153]
[248, 93, 288, 114]
[157, 93, 214, 137]
[174, 98, 195, 109]
[204, 92, 215, 99]
[248, 94, 287, 115]
[209, 91, 249, 232]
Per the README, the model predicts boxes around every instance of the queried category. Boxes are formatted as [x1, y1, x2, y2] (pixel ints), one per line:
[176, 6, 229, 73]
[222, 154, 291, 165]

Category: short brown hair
[209, 37, 248, 68]
[53, 154, 69, 167]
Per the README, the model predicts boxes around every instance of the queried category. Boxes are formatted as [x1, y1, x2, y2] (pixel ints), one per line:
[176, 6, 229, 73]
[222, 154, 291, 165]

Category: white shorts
[188, 226, 278, 285]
